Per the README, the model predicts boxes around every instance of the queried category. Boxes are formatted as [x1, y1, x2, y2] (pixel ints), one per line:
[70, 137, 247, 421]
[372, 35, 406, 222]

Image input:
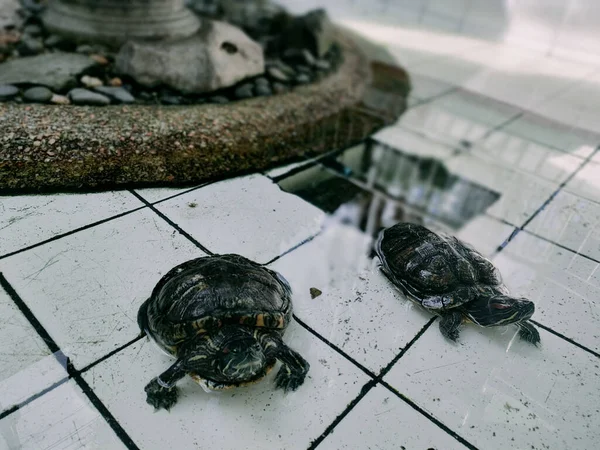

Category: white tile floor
[2, 14, 600, 450]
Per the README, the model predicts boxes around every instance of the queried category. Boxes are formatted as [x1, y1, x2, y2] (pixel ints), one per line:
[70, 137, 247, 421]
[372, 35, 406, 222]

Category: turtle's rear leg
[517, 321, 541, 346]
[439, 310, 463, 342]
[145, 360, 186, 411]
[259, 332, 309, 392]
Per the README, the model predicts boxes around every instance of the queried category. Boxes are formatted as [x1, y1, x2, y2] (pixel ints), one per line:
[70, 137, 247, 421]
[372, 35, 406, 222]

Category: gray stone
[116, 20, 264, 94]
[295, 74, 310, 84]
[76, 44, 93, 54]
[17, 37, 44, 56]
[93, 86, 135, 104]
[234, 83, 254, 99]
[0, 0, 21, 30]
[160, 94, 182, 105]
[272, 82, 288, 94]
[255, 77, 269, 87]
[23, 24, 43, 37]
[209, 96, 229, 104]
[255, 83, 271, 96]
[23, 86, 53, 103]
[267, 66, 288, 82]
[283, 48, 316, 66]
[279, 9, 335, 58]
[0, 84, 19, 100]
[295, 65, 312, 74]
[68, 88, 110, 106]
[314, 59, 331, 71]
[0, 53, 97, 91]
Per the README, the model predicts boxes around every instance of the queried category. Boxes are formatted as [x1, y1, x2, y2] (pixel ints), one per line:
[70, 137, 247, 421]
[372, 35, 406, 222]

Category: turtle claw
[144, 378, 179, 411]
[518, 322, 541, 346]
[275, 366, 307, 392]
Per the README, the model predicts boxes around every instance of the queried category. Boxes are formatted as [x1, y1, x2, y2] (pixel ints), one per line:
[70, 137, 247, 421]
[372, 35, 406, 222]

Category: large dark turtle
[375, 222, 540, 345]
[137, 254, 310, 410]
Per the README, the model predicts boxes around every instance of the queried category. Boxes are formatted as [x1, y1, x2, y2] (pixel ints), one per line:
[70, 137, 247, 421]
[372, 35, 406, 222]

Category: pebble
[80, 75, 103, 88]
[50, 94, 70, 105]
[267, 67, 288, 82]
[255, 83, 272, 97]
[314, 59, 331, 71]
[160, 94, 182, 105]
[0, 84, 19, 100]
[209, 96, 229, 104]
[295, 74, 311, 84]
[23, 24, 42, 37]
[89, 54, 109, 65]
[272, 82, 288, 95]
[295, 64, 312, 74]
[75, 44, 93, 54]
[109, 77, 122, 87]
[255, 77, 270, 87]
[283, 48, 316, 66]
[23, 86, 53, 103]
[234, 83, 254, 99]
[17, 37, 43, 56]
[68, 88, 110, 106]
[94, 86, 135, 104]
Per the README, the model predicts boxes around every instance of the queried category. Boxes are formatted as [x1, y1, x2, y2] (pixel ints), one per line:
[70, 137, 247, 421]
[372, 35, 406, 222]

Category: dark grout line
[0, 377, 69, 421]
[293, 315, 377, 379]
[128, 190, 214, 256]
[0, 205, 147, 261]
[264, 232, 322, 266]
[79, 335, 145, 374]
[493, 147, 599, 256]
[520, 229, 600, 264]
[530, 320, 600, 359]
[479, 111, 524, 141]
[379, 380, 478, 450]
[307, 380, 378, 450]
[0, 273, 141, 450]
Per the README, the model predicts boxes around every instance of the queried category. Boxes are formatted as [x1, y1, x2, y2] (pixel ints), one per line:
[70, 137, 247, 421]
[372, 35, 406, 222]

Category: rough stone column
[42, 0, 201, 47]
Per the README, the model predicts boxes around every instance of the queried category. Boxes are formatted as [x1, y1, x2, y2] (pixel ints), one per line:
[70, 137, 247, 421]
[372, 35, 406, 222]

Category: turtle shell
[375, 222, 503, 311]
[138, 254, 292, 354]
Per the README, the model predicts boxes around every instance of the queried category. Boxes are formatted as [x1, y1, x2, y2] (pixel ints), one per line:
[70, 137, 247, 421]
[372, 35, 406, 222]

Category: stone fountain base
[0, 29, 409, 194]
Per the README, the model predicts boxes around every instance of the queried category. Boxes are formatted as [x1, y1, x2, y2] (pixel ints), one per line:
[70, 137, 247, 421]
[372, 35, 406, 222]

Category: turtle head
[191, 326, 268, 384]
[465, 295, 534, 327]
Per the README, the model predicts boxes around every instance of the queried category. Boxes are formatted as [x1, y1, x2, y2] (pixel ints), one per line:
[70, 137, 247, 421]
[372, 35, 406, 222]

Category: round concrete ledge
[0, 29, 409, 194]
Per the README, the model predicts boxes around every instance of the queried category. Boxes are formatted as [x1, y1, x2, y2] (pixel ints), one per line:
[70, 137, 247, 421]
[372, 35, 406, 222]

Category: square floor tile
[455, 215, 515, 257]
[318, 384, 467, 450]
[385, 325, 600, 450]
[525, 191, 600, 261]
[0, 288, 66, 412]
[270, 223, 431, 373]
[564, 160, 600, 203]
[83, 321, 369, 450]
[500, 113, 598, 159]
[0, 192, 140, 257]
[154, 174, 325, 264]
[475, 131, 583, 184]
[0, 381, 125, 450]
[0, 209, 204, 370]
[493, 231, 600, 352]
[445, 154, 557, 226]
[372, 126, 457, 160]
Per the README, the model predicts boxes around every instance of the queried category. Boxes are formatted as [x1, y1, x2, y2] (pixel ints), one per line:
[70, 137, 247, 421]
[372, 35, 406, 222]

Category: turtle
[137, 253, 310, 410]
[375, 222, 540, 345]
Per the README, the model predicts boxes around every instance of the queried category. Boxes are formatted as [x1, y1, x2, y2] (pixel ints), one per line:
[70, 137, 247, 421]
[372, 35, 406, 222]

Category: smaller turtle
[137, 254, 309, 410]
[375, 222, 540, 345]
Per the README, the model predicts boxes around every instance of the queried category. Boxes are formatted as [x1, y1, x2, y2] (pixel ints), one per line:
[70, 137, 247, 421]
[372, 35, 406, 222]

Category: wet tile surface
[385, 326, 600, 450]
[0, 288, 66, 413]
[153, 174, 325, 263]
[493, 231, 600, 352]
[564, 160, 600, 203]
[525, 191, 600, 261]
[318, 385, 467, 450]
[0, 381, 125, 450]
[83, 321, 369, 450]
[0, 209, 204, 369]
[0, 192, 140, 257]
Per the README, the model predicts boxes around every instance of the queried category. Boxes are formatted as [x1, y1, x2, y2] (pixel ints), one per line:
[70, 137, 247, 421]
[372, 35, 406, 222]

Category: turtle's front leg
[260, 332, 309, 392]
[145, 360, 186, 411]
[439, 310, 463, 342]
[517, 321, 541, 346]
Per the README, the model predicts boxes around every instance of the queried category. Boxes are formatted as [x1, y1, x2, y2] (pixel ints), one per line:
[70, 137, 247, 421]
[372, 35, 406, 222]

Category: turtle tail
[137, 298, 151, 337]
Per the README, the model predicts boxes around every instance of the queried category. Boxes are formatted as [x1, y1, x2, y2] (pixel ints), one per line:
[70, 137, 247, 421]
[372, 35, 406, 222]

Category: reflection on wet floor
[278, 141, 500, 242]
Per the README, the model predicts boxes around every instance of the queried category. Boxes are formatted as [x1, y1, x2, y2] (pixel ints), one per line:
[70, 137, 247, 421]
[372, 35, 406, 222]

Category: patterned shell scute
[376, 222, 503, 310]
[145, 254, 292, 343]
